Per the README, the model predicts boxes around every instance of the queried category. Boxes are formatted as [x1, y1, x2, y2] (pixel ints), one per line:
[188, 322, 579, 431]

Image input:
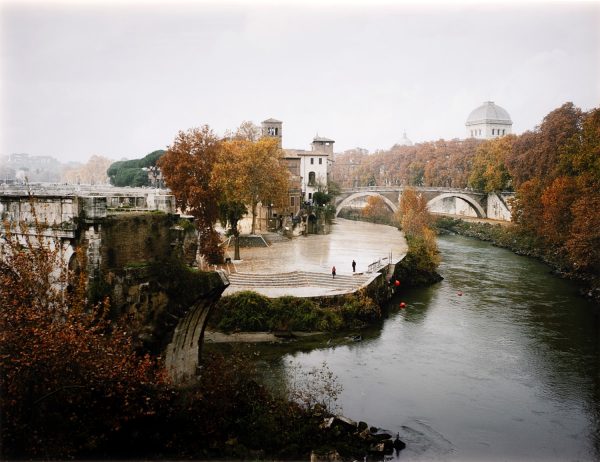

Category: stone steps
[227, 271, 373, 290]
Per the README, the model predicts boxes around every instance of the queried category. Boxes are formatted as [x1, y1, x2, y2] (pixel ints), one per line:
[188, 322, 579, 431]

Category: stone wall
[106, 264, 229, 383]
[98, 213, 181, 271]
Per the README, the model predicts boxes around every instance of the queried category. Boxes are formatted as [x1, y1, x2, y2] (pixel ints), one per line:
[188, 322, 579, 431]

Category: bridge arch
[426, 192, 486, 218]
[335, 192, 398, 218]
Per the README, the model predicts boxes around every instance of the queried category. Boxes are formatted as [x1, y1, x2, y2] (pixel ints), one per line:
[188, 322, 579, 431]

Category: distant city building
[396, 131, 413, 147]
[465, 101, 512, 140]
[1, 153, 63, 183]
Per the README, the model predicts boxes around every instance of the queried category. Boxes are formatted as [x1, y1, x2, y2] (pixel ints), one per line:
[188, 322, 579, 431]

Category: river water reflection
[267, 234, 599, 461]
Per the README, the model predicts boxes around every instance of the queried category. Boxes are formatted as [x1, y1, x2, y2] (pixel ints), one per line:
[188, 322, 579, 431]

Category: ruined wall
[106, 263, 228, 383]
[98, 213, 181, 270]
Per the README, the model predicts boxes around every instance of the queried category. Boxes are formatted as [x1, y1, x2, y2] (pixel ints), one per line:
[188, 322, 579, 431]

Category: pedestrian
[352, 260, 356, 272]
[331, 265, 336, 279]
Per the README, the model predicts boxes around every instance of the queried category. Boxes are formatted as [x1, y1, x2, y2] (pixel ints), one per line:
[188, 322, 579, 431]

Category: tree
[214, 138, 289, 235]
[228, 120, 262, 142]
[468, 136, 514, 192]
[159, 126, 223, 264]
[506, 103, 583, 188]
[106, 150, 165, 187]
[62, 155, 113, 185]
[396, 187, 433, 238]
[218, 201, 247, 261]
[312, 191, 332, 206]
[0, 214, 167, 458]
[565, 178, 600, 272]
[394, 187, 440, 280]
[361, 195, 392, 224]
[540, 176, 578, 247]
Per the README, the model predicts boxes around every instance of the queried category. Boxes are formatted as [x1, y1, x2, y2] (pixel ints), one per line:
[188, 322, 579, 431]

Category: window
[492, 129, 495, 135]
[290, 196, 295, 207]
[308, 171, 316, 185]
[310, 158, 314, 165]
[318, 158, 322, 165]
[308, 192, 312, 200]
[275, 127, 278, 135]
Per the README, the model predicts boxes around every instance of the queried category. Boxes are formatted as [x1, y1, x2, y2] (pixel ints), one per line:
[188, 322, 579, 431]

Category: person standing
[352, 260, 356, 272]
[331, 266, 336, 279]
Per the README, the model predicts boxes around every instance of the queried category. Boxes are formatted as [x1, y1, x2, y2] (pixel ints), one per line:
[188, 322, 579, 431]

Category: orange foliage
[361, 195, 393, 223]
[158, 125, 223, 263]
[0, 217, 168, 458]
[397, 187, 433, 238]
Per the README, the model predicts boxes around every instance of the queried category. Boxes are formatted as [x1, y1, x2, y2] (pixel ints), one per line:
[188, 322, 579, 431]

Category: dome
[466, 101, 512, 126]
[397, 131, 413, 146]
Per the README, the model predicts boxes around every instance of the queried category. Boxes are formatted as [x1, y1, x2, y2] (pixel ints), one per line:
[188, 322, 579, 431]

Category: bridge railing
[367, 257, 388, 273]
[339, 186, 489, 195]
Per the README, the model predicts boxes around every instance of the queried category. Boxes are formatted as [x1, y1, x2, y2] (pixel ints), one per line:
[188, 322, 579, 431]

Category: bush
[211, 291, 383, 333]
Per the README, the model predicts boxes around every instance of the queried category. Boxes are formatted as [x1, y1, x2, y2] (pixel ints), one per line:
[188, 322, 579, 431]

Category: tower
[261, 118, 283, 148]
[311, 135, 335, 156]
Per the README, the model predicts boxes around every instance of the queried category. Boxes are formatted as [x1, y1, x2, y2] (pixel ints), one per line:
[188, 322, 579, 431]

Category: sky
[1, 0, 599, 164]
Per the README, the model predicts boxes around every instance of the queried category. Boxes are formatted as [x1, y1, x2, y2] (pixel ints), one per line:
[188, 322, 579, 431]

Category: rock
[357, 421, 368, 432]
[310, 449, 343, 462]
[369, 442, 387, 454]
[370, 428, 392, 441]
[357, 428, 374, 442]
[322, 415, 357, 433]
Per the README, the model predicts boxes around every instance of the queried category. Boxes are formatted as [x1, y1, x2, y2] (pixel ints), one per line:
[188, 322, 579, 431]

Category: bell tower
[261, 118, 283, 148]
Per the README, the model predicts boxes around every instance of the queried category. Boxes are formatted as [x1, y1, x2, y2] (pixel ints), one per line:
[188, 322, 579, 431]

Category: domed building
[396, 131, 413, 147]
[466, 101, 512, 139]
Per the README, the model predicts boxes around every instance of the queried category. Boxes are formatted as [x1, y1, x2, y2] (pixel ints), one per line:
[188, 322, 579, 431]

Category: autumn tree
[468, 135, 514, 192]
[214, 137, 289, 235]
[361, 195, 393, 224]
[393, 187, 440, 283]
[159, 126, 223, 264]
[0, 215, 168, 459]
[62, 155, 113, 185]
[224, 120, 262, 142]
[396, 187, 433, 238]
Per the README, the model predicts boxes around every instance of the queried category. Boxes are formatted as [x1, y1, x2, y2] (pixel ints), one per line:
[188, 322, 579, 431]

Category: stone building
[465, 101, 512, 139]
[261, 119, 335, 204]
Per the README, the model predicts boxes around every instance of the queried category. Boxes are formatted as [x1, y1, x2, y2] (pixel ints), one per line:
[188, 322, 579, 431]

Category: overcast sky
[1, 0, 599, 163]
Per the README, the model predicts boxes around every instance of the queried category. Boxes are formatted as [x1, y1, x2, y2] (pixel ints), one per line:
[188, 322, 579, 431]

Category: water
[272, 234, 600, 461]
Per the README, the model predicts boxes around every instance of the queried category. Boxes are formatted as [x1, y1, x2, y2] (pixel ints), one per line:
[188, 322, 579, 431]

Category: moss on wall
[99, 214, 180, 271]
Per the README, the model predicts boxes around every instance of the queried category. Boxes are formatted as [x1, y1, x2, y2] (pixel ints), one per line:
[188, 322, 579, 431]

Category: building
[396, 131, 413, 147]
[465, 101, 512, 139]
[261, 118, 283, 148]
[261, 119, 335, 204]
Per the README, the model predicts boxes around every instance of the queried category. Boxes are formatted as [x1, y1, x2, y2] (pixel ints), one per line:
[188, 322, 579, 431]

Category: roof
[466, 101, 512, 126]
[312, 136, 335, 143]
[397, 131, 413, 146]
[262, 118, 282, 124]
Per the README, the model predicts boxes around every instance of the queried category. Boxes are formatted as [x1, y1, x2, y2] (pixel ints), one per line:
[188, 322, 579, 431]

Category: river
[263, 234, 599, 461]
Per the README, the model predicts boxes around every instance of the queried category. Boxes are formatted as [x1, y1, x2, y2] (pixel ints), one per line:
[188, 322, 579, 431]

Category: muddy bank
[204, 330, 324, 343]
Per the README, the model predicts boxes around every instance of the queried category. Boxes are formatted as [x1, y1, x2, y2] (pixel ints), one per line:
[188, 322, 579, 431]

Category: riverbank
[435, 216, 600, 306]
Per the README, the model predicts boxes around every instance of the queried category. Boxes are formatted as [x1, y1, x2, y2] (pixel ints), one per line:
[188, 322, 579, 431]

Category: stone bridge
[0, 184, 228, 383]
[334, 186, 514, 221]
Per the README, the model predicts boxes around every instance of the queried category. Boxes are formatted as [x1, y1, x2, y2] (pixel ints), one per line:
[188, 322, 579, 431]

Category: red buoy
[394, 280, 400, 287]
[399, 302, 407, 309]
[457, 291, 463, 296]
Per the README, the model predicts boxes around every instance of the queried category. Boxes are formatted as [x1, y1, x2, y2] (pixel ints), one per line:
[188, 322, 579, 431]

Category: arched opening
[335, 192, 398, 218]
